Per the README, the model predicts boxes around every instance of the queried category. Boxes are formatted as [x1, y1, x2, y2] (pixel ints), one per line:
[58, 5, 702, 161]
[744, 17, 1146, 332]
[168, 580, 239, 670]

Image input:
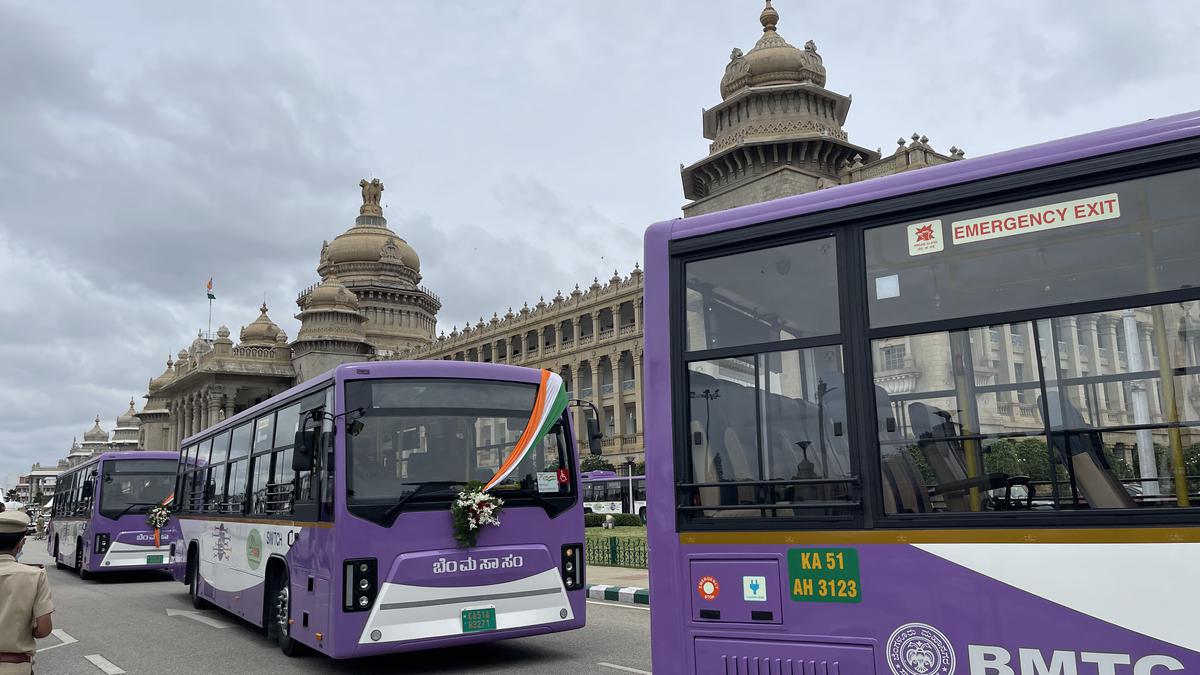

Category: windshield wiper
[111, 502, 161, 520]
[381, 481, 462, 523]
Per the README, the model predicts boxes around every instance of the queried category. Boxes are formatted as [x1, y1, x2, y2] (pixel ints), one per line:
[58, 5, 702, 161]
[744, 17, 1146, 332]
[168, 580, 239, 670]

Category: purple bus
[645, 111, 1200, 674]
[48, 451, 180, 579]
[169, 361, 599, 659]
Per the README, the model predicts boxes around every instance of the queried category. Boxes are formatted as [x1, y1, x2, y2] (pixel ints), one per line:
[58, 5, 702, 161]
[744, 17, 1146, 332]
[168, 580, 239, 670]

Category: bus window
[874, 303, 1200, 512]
[685, 237, 840, 352]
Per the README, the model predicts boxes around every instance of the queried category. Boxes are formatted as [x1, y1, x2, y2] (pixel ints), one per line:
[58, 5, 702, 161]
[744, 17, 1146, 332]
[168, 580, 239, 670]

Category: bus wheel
[188, 548, 209, 610]
[639, 507, 647, 524]
[75, 539, 91, 581]
[53, 538, 66, 571]
[274, 568, 306, 658]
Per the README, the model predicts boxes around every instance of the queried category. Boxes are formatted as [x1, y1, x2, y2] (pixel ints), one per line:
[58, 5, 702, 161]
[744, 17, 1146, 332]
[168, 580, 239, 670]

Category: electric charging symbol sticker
[697, 575, 720, 601]
[743, 575, 767, 602]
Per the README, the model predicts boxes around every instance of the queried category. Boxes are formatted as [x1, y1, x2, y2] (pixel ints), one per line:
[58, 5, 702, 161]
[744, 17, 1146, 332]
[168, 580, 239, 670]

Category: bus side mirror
[81, 481, 93, 499]
[293, 429, 317, 472]
[586, 418, 603, 456]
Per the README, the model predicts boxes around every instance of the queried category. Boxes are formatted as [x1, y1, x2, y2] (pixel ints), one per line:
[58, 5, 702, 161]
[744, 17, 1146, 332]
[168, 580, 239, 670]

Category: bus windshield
[345, 378, 574, 523]
[98, 459, 177, 519]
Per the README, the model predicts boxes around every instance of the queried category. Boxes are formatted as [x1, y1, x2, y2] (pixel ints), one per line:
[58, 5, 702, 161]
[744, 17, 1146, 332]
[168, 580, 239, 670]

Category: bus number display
[787, 548, 861, 604]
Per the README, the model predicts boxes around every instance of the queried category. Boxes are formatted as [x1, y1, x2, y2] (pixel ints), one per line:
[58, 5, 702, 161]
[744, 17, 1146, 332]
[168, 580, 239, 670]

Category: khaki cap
[0, 510, 30, 534]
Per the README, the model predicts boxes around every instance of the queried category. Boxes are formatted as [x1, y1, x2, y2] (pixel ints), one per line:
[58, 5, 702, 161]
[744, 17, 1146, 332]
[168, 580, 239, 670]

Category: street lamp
[625, 456, 636, 516]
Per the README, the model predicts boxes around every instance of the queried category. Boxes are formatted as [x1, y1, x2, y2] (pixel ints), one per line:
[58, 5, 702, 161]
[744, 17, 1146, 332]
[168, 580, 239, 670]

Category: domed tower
[301, 178, 440, 356]
[136, 356, 175, 451]
[79, 415, 110, 457]
[110, 398, 141, 450]
[681, 0, 879, 216]
[292, 278, 374, 381]
[240, 303, 284, 347]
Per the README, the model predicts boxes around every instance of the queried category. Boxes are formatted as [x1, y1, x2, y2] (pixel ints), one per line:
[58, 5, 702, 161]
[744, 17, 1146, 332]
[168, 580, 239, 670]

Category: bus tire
[188, 547, 209, 610]
[639, 507, 647, 524]
[272, 567, 306, 658]
[53, 538, 66, 571]
[75, 538, 91, 581]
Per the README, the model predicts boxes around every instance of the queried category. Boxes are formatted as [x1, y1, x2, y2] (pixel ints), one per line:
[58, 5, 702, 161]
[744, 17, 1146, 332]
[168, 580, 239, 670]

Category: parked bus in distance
[170, 361, 602, 659]
[581, 471, 647, 522]
[644, 111, 1200, 673]
[48, 451, 179, 579]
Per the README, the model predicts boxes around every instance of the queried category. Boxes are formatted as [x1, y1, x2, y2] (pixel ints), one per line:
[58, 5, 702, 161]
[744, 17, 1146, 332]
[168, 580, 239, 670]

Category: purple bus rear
[170, 361, 586, 660]
[48, 451, 180, 578]
[645, 111, 1200, 674]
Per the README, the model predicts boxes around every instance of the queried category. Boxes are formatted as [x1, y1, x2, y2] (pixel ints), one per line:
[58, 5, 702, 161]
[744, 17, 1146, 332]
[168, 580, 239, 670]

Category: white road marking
[598, 663, 651, 674]
[165, 608, 237, 629]
[36, 629, 78, 652]
[84, 654, 127, 674]
[587, 600, 651, 612]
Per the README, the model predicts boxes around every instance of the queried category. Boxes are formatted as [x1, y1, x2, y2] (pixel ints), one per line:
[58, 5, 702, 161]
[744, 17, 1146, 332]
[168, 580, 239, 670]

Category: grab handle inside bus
[586, 418, 604, 456]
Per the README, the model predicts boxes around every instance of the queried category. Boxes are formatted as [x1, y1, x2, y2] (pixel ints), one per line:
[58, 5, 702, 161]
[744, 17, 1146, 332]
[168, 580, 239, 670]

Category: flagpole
[207, 297, 213, 340]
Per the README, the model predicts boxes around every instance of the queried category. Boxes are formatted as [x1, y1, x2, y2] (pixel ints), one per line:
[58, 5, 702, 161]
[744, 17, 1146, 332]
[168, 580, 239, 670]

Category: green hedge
[585, 513, 644, 527]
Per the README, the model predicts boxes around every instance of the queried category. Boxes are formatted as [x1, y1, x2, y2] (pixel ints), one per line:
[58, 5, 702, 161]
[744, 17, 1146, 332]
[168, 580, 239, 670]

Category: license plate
[147, 555, 164, 564]
[461, 607, 496, 633]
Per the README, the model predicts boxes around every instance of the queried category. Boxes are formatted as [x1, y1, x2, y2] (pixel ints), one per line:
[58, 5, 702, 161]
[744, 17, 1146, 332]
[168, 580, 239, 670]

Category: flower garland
[450, 481, 503, 548]
[146, 505, 171, 547]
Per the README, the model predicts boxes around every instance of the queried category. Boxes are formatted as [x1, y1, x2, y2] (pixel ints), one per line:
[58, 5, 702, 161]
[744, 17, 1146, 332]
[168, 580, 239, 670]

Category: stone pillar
[1103, 318, 1127, 415]
[1139, 323, 1162, 418]
[1079, 315, 1107, 412]
[591, 311, 601, 341]
[554, 324, 562, 351]
[634, 350, 644, 441]
[612, 354, 624, 452]
[223, 388, 236, 422]
[208, 387, 223, 430]
[635, 299, 643, 333]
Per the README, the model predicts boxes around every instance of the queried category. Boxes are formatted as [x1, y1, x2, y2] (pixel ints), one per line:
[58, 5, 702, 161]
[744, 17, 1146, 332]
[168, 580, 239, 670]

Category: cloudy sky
[1, 0, 1198, 488]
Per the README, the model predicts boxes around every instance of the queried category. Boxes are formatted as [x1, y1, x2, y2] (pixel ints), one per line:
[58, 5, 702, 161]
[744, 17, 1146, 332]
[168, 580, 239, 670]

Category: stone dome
[324, 218, 420, 272]
[148, 355, 175, 393]
[189, 330, 210, 356]
[116, 398, 141, 429]
[240, 303, 282, 347]
[720, 1, 826, 100]
[84, 416, 109, 443]
[303, 279, 360, 312]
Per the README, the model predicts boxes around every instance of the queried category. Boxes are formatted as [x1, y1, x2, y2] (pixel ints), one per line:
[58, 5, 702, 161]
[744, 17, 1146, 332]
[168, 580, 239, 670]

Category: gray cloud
[2, 0, 1198, 486]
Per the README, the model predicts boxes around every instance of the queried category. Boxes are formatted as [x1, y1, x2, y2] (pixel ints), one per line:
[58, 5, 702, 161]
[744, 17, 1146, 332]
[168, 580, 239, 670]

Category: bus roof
[181, 360, 548, 447]
[61, 451, 180, 471]
[649, 109, 1200, 243]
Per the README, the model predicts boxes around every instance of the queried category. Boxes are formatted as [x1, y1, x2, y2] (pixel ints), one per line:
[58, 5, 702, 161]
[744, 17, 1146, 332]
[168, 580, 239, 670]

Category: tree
[3, 489, 18, 502]
[580, 456, 616, 473]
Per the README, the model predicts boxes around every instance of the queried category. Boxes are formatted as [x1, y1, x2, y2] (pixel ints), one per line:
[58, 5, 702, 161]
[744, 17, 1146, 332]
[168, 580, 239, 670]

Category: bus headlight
[94, 533, 110, 555]
[344, 558, 377, 613]
[561, 544, 583, 590]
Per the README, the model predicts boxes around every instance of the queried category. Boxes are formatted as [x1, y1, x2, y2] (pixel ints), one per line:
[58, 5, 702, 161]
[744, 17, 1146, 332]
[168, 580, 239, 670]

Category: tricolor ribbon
[154, 492, 175, 548]
[483, 370, 569, 492]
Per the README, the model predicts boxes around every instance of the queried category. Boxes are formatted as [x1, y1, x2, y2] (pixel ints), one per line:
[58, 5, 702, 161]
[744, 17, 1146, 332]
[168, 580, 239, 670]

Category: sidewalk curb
[585, 583, 650, 606]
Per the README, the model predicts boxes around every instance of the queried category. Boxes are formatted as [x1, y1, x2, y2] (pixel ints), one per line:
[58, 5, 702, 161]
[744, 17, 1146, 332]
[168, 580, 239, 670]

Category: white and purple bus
[48, 451, 179, 579]
[582, 471, 647, 522]
[644, 111, 1200, 673]
[170, 361, 599, 659]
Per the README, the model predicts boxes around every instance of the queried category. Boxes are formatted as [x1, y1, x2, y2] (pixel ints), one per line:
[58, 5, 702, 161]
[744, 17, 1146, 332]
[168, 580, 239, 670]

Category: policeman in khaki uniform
[0, 511, 53, 675]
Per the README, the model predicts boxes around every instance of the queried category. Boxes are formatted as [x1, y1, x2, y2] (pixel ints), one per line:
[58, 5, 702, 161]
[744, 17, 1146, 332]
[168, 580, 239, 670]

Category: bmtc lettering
[968, 645, 1183, 675]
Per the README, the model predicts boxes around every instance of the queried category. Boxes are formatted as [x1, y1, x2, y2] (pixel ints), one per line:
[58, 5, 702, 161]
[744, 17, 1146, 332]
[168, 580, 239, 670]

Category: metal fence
[586, 536, 647, 569]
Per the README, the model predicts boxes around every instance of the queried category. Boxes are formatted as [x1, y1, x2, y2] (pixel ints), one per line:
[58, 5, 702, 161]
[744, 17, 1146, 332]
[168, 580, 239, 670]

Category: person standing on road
[0, 511, 53, 675]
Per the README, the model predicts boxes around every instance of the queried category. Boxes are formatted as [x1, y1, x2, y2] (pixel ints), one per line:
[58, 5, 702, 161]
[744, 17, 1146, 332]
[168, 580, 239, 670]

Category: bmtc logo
[888, 622, 956, 675]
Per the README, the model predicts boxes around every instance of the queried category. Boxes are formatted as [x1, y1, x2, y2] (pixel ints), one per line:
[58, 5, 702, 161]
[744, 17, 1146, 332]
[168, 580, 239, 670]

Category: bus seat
[908, 402, 973, 511]
[1038, 392, 1135, 509]
[908, 402, 1010, 511]
[877, 387, 931, 514]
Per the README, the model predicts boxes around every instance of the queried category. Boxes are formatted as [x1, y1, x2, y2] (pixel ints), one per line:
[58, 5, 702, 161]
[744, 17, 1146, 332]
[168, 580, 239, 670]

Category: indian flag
[206, 278, 215, 300]
[483, 370, 569, 492]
